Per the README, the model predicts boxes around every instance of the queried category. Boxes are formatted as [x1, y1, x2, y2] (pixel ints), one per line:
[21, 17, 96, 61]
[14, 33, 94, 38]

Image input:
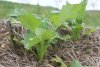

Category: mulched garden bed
[0, 20, 100, 67]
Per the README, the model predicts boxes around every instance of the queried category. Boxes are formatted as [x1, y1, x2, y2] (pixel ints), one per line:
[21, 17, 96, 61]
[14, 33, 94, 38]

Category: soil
[0, 20, 100, 67]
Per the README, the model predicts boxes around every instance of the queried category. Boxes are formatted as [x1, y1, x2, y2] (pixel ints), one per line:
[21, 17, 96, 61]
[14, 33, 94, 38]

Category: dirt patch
[0, 20, 100, 67]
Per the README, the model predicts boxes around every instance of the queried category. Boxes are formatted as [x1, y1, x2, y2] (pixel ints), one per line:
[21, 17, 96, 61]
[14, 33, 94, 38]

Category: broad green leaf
[50, 13, 61, 26]
[52, 56, 67, 67]
[59, 0, 87, 23]
[50, 38, 58, 44]
[35, 28, 55, 41]
[35, 28, 46, 41]
[23, 30, 35, 39]
[22, 36, 40, 50]
[83, 28, 96, 36]
[22, 38, 34, 50]
[21, 31, 39, 50]
[29, 37, 40, 48]
[70, 60, 83, 67]
[19, 14, 41, 32]
[61, 35, 72, 41]
[43, 30, 55, 40]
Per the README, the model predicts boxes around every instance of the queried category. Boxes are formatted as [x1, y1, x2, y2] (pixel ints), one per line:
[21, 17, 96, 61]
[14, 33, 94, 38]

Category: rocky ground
[0, 20, 100, 67]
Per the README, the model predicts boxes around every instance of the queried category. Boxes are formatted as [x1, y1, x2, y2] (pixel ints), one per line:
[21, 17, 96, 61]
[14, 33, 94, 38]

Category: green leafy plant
[18, 0, 87, 60]
[19, 14, 56, 60]
[70, 60, 83, 67]
[49, 0, 87, 40]
[19, 14, 41, 32]
[52, 56, 67, 67]
[52, 56, 83, 67]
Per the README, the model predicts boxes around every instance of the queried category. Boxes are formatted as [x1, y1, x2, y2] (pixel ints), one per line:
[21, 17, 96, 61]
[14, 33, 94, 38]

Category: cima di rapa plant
[18, 0, 87, 61]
